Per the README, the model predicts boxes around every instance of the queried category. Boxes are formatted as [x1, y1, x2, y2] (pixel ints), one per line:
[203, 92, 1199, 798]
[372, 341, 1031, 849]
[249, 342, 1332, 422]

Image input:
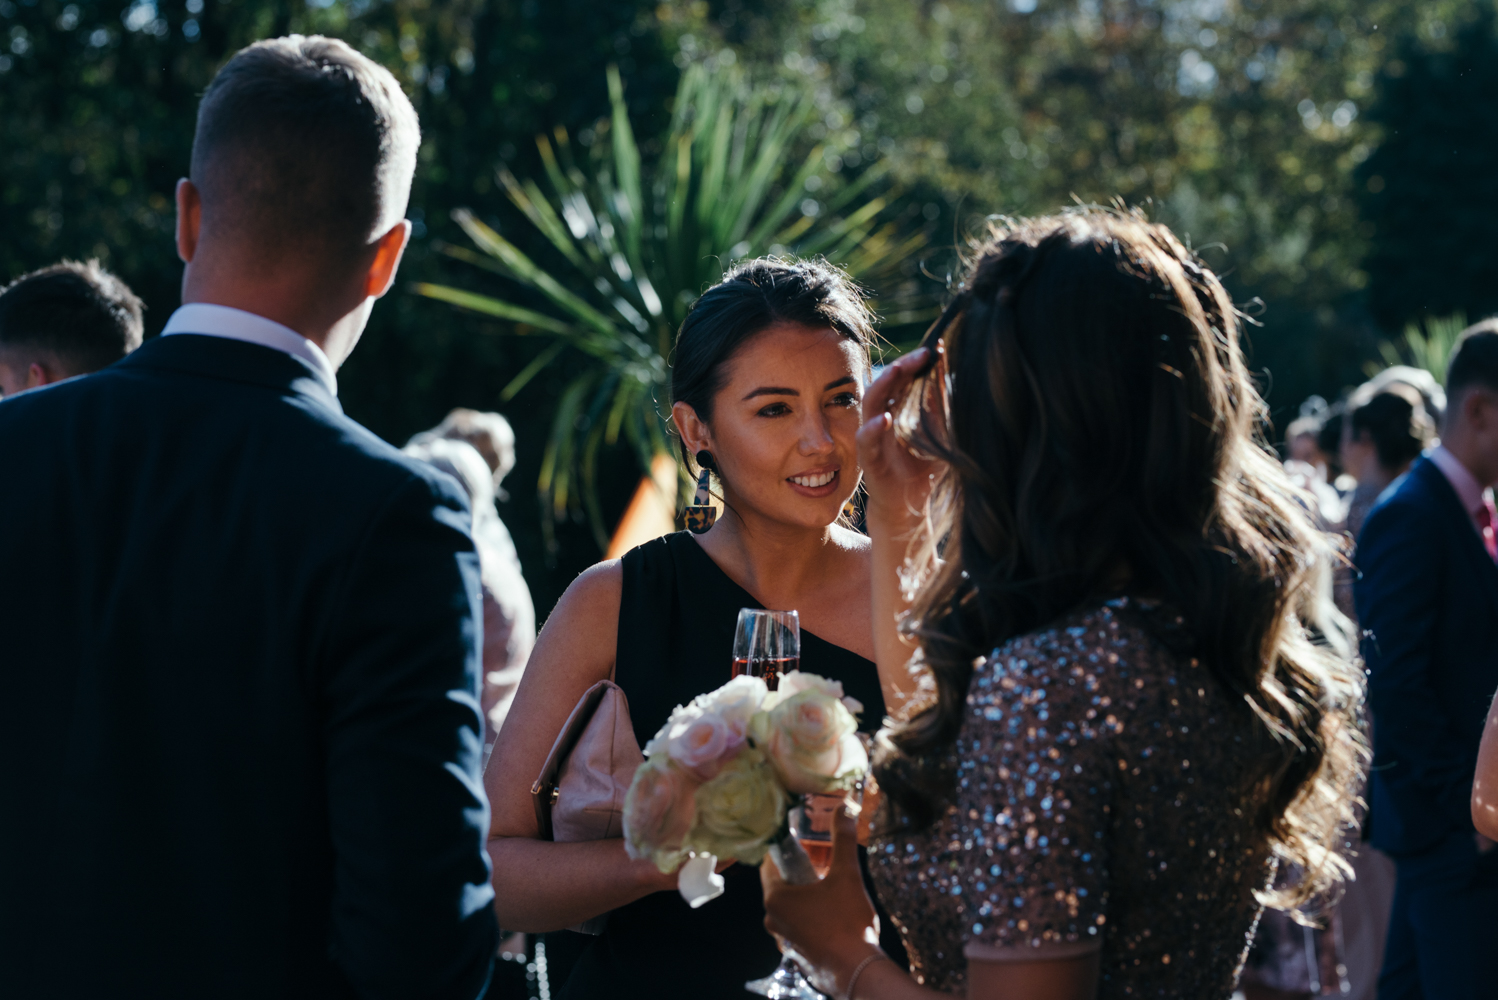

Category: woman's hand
[857, 346, 941, 521]
[859, 347, 944, 712]
[761, 806, 883, 994]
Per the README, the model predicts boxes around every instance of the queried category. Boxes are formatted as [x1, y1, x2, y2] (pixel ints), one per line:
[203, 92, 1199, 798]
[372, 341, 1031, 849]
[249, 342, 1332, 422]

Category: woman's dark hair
[874, 207, 1364, 911]
[1316, 411, 1345, 475]
[1349, 385, 1435, 472]
[669, 257, 875, 470]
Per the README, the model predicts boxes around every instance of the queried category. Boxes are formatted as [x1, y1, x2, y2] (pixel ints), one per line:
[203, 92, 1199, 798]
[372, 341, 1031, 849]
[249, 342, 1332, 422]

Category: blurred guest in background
[0, 258, 143, 397]
[405, 412, 535, 761]
[409, 406, 519, 499]
[1361, 364, 1446, 428]
[1251, 386, 1416, 1000]
[1354, 320, 1498, 1000]
[1284, 395, 1348, 526]
[1340, 383, 1438, 542]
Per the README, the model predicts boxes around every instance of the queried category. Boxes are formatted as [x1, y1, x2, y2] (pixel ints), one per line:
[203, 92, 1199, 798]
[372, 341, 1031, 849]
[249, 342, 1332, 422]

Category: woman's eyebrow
[742, 386, 798, 400]
[742, 376, 857, 401]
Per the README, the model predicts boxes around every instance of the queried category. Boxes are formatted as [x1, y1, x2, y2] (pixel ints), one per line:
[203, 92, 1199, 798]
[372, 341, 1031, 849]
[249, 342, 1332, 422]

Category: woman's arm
[857, 348, 938, 716]
[485, 561, 676, 931]
[761, 809, 1099, 1000]
[1473, 687, 1498, 841]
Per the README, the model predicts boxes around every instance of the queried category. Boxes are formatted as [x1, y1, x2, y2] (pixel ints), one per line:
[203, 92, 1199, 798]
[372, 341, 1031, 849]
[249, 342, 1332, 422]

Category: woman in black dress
[485, 258, 905, 998]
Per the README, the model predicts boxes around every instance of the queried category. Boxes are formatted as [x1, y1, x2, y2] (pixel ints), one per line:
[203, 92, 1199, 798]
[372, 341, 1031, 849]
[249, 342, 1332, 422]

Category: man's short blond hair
[191, 35, 419, 263]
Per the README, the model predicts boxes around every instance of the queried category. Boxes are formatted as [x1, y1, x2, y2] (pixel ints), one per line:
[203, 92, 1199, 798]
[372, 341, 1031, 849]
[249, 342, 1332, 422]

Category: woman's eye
[757, 402, 791, 417]
[830, 392, 860, 407]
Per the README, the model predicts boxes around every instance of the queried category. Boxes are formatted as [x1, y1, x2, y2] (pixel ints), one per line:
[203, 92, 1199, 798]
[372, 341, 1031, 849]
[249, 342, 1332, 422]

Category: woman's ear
[672, 402, 712, 459]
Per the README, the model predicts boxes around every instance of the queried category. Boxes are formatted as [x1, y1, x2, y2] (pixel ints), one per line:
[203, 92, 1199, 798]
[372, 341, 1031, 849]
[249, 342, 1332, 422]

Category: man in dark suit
[0, 36, 498, 998]
[1355, 320, 1498, 1000]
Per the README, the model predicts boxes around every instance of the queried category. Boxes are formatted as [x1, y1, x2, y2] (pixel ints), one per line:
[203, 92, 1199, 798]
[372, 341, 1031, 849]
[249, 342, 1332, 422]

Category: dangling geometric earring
[684, 449, 717, 534]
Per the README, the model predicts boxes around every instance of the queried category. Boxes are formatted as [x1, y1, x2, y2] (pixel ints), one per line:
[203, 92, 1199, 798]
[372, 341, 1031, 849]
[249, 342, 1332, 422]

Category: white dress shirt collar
[1427, 444, 1488, 530]
[161, 303, 337, 396]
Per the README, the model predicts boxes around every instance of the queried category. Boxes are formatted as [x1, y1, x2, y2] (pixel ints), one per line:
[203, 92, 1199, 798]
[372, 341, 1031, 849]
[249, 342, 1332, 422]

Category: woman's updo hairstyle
[670, 257, 875, 470]
[1348, 385, 1435, 472]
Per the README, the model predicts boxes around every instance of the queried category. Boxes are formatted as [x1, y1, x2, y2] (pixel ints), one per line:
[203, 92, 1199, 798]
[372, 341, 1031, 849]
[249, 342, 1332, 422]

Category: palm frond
[419, 61, 930, 552]
[1368, 313, 1466, 384]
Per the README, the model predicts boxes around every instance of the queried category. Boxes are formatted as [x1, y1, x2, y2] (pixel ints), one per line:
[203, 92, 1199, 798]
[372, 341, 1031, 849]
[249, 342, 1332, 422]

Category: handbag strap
[531, 679, 616, 840]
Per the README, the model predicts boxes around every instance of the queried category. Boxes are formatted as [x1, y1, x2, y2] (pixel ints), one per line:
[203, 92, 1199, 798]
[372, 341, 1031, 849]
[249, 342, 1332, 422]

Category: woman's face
[699, 322, 866, 531]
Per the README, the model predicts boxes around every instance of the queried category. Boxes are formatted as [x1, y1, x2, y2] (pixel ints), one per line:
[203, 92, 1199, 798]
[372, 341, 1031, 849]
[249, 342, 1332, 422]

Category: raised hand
[856, 347, 942, 522]
[856, 345, 947, 712]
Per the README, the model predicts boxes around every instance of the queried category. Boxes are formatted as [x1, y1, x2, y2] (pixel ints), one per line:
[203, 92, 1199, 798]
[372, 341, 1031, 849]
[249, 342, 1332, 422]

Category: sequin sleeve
[956, 617, 1114, 961]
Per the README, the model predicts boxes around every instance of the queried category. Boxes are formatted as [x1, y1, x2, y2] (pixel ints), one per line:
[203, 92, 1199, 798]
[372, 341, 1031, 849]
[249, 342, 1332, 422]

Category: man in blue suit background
[1355, 320, 1498, 999]
[0, 36, 497, 998]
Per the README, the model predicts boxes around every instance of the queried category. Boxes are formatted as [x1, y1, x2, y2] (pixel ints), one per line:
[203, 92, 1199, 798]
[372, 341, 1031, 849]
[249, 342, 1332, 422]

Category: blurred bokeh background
[4, 0, 1498, 612]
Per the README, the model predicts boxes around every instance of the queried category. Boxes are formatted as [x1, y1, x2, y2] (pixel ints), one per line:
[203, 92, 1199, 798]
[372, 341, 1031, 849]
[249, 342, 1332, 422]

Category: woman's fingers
[761, 854, 784, 889]
[831, 804, 860, 874]
[862, 347, 929, 424]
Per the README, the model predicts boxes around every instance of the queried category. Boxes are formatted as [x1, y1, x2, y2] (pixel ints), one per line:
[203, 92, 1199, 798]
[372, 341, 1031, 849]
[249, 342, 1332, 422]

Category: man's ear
[25, 362, 51, 389]
[176, 178, 201, 264]
[671, 401, 712, 458]
[1464, 387, 1492, 431]
[364, 220, 412, 299]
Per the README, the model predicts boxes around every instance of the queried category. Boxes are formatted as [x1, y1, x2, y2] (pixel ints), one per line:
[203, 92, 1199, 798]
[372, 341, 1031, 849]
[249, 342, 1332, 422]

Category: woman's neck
[694, 506, 848, 609]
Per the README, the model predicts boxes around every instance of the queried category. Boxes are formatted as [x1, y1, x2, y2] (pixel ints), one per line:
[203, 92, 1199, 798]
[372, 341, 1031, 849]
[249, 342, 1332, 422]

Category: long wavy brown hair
[872, 207, 1366, 909]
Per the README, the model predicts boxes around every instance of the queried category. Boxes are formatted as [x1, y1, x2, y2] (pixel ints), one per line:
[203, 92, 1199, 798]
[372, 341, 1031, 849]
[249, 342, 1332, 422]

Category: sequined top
[869, 600, 1275, 997]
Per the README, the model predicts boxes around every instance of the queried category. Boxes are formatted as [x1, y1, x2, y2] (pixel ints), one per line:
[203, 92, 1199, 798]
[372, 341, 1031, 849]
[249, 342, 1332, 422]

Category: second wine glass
[732, 608, 799, 691]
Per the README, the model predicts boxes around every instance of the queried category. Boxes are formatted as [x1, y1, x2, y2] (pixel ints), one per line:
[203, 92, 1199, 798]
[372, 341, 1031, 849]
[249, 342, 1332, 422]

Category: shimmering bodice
[869, 600, 1274, 997]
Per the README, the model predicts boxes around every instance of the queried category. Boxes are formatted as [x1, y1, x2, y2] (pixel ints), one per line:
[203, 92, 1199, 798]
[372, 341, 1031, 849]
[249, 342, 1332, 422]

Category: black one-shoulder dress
[551, 531, 905, 999]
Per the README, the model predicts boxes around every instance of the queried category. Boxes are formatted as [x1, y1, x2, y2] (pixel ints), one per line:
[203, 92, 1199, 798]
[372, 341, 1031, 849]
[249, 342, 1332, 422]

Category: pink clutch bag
[531, 680, 644, 933]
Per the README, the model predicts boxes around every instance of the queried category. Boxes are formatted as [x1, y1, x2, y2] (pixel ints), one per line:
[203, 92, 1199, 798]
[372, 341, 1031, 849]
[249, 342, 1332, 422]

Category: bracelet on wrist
[842, 952, 891, 1000]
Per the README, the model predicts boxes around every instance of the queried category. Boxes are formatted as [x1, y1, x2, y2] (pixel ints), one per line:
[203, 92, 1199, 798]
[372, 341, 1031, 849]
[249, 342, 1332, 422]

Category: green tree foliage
[682, 0, 1490, 414]
[418, 62, 926, 546]
[1358, 8, 1498, 329]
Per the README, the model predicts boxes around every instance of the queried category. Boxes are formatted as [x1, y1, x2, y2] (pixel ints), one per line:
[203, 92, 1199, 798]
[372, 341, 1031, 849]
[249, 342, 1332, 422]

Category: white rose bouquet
[622, 671, 866, 907]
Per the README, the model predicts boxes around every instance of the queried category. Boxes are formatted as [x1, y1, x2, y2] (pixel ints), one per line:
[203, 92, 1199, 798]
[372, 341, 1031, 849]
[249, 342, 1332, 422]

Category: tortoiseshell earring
[684, 449, 717, 534]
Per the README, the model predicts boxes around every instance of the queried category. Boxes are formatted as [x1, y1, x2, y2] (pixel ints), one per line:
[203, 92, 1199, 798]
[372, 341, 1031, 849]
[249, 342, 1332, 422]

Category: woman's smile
[788, 467, 840, 497]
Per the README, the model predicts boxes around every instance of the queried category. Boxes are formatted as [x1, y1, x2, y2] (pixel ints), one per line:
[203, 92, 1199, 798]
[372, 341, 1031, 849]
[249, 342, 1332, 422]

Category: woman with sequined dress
[761, 209, 1367, 1000]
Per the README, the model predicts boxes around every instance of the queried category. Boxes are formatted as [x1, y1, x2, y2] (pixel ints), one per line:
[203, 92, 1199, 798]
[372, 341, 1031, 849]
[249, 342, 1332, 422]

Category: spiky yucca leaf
[1370, 313, 1466, 385]
[417, 62, 925, 550]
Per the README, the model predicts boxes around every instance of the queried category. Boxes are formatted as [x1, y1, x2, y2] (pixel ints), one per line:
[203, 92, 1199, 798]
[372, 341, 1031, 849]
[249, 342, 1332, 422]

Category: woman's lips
[787, 468, 840, 498]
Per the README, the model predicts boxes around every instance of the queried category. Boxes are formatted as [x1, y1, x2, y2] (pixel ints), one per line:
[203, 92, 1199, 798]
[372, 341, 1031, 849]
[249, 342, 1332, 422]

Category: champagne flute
[789, 794, 843, 878]
[732, 608, 799, 691]
[737, 609, 826, 999]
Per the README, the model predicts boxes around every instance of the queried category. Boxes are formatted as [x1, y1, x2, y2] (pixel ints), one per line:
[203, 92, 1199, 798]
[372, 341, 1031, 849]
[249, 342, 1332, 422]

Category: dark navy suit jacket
[0, 334, 498, 998]
[1354, 455, 1498, 857]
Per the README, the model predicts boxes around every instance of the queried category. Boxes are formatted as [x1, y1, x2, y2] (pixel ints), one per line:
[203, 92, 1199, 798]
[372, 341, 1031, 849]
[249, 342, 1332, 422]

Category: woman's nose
[798, 411, 836, 455]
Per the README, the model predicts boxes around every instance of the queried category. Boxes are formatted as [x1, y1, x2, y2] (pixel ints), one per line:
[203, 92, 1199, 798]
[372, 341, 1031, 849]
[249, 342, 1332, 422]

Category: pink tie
[1479, 498, 1498, 562]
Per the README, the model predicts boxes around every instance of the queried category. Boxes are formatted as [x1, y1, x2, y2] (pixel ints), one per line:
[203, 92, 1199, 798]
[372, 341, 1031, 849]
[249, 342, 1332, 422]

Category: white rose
[666, 709, 744, 780]
[698, 673, 768, 737]
[644, 675, 769, 759]
[750, 688, 867, 795]
[686, 748, 788, 865]
[763, 670, 866, 716]
[623, 756, 700, 873]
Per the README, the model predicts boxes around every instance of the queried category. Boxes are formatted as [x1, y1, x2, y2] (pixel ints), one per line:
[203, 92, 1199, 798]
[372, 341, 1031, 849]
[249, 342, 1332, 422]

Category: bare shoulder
[550, 557, 624, 625]
[488, 557, 625, 837]
[530, 558, 623, 681]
